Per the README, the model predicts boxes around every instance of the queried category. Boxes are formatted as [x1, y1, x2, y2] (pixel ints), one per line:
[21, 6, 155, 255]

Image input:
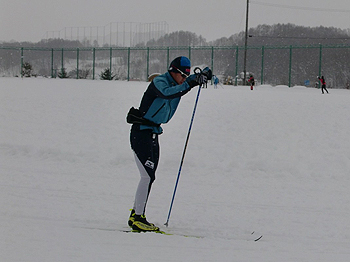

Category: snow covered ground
[1, 77, 350, 262]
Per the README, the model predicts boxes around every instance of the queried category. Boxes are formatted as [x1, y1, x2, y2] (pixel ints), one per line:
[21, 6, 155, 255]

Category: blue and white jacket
[138, 71, 192, 134]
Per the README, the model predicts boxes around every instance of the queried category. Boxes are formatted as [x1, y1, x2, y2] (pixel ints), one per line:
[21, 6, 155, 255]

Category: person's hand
[187, 73, 207, 87]
[186, 67, 212, 88]
[195, 73, 208, 86]
[202, 67, 212, 80]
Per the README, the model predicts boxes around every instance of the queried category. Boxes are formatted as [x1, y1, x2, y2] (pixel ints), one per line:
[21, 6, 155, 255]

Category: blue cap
[168, 56, 191, 76]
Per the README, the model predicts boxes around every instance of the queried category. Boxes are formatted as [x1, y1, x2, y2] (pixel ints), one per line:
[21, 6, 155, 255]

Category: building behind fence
[1, 44, 350, 88]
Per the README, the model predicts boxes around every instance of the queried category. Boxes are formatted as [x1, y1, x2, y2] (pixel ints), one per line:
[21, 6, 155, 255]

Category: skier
[126, 56, 212, 232]
[317, 76, 329, 94]
[213, 75, 219, 89]
[248, 75, 255, 90]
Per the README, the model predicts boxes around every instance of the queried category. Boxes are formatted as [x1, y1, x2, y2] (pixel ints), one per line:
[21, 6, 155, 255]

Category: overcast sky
[1, 0, 349, 43]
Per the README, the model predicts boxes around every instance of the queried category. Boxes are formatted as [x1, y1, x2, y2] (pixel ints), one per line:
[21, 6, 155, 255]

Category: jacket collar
[165, 71, 177, 86]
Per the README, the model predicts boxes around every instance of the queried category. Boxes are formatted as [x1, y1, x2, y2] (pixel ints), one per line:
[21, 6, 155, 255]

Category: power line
[250, 1, 350, 13]
[250, 35, 350, 40]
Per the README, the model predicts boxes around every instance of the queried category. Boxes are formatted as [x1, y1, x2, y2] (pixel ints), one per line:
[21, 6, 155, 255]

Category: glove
[186, 67, 213, 88]
[196, 73, 208, 86]
[202, 67, 213, 80]
[186, 73, 207, 88]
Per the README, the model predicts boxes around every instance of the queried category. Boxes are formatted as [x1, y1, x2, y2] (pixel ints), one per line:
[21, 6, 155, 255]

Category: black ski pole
[165, 68, 203, 227]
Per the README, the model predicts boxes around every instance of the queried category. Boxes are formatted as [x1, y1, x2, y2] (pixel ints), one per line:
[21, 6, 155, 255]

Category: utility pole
[243, 0, 249, 85]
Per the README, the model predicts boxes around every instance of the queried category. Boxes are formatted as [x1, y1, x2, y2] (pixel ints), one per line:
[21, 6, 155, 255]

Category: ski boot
[132, 214, 159, 232]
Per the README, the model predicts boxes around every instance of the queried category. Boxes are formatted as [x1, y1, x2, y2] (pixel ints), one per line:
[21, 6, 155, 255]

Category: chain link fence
[1, 44, 349, 88]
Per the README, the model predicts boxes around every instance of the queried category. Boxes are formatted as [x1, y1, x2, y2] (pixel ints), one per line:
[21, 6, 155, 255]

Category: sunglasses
[176, 68, 189, 78]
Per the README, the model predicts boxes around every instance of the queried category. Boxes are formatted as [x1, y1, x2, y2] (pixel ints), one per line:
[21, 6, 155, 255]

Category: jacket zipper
[152, 103, 165, 118]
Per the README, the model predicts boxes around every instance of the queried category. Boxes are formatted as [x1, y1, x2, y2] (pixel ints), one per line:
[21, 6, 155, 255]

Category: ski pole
[165, 68, 203, 227]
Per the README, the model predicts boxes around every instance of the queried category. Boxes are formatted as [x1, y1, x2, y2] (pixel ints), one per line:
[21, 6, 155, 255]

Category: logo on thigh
[145, 160, 155, 169]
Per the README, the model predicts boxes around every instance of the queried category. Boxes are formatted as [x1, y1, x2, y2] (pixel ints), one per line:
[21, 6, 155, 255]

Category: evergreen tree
[100, 68, 115, 80]
[22, 62, 33, 77]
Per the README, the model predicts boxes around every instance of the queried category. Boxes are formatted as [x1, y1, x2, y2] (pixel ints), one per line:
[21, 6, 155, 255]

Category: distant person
[317, 76, 329, 94]
[213, 75, 219, 89]
[248, 75, 255, 90]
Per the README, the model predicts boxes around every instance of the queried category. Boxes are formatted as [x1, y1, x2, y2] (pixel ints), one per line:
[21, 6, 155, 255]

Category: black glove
[186, 67, 213, 88]
[202, 67, 213, 80]
[186, 73, 206, 88]
[196, 73, 208, 86]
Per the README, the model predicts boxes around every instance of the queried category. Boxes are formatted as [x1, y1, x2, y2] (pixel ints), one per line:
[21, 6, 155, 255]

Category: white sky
[1, 0, 349, 43]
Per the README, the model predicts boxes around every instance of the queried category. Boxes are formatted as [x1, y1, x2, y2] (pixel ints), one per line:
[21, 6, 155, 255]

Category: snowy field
[1, 77, 350, 262]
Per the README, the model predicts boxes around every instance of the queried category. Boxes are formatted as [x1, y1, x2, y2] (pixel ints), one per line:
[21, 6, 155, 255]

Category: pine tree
[100, 68, 115, 80]
[22, 62, 33, 77]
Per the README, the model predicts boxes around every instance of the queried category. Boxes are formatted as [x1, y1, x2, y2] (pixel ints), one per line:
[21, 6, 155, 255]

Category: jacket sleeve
[153, 76, 191, 99]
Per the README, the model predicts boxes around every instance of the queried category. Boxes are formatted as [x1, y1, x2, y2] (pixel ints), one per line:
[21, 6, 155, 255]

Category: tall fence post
[127, 47, 130, 81]
[92, 48, 96, 80]
[146, 47, 150, 81]
[61, 48, 64, 76]
[235, 46, 239, 86]
[211, 46, 214, 73]
[288, 45, 292, 87]
[76, 48, 79, 79]
[20, 47, 24, 77]
[167, 47, 170, 68]
[261, 46, 265, 85]
[51, 48, 54, 78]
[109, 47, 112, 79]
[318, 44, 323, 77]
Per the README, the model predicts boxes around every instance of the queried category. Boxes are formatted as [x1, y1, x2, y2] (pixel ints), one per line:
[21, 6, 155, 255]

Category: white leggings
[133, 153, 153, 215]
